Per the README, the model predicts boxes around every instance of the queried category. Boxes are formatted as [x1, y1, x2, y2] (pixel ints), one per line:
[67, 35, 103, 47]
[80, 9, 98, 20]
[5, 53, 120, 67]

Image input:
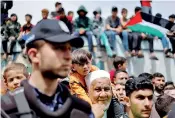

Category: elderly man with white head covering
[85, 70, 112, 118]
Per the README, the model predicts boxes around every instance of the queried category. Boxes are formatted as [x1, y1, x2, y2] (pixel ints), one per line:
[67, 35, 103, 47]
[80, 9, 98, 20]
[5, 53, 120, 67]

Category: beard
[41, 68, 69, 80]
[155, 85, 164, 92]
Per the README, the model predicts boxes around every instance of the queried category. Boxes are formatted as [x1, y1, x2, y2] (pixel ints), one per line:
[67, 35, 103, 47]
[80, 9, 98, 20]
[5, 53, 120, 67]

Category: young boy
[3, 63, 29, 91]
[69, 49, 98, 105]
[109, 56, 127, 83]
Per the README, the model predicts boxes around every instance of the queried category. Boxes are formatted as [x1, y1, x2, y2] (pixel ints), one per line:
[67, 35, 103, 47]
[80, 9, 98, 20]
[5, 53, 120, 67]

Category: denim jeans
[74, 31, 93, 52]
[104, 30, 117, 52]
[93, 29, 113, 57]
[121, 30, 129, 51]
[105, 30, 129, 52]
[161, 36, 169, 49]
[100, 32, 113, 57]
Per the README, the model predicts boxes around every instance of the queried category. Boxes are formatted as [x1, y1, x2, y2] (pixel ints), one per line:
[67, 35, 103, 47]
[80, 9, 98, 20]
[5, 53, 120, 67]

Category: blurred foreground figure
[1, 19, 95, 118]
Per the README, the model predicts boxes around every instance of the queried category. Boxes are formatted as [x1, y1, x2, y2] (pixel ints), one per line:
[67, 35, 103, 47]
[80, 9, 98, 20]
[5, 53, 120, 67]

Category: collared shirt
[33, 84, 94, 118]
[33, 84, 64, 111]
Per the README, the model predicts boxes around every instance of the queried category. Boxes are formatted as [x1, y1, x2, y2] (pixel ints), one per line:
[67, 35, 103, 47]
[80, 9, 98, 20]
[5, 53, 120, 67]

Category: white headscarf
[85, 70, 110, 89]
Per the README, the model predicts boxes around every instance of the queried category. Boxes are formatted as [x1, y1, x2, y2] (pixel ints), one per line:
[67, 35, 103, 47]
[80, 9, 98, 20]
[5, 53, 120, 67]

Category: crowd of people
[1, 1, 175, 118]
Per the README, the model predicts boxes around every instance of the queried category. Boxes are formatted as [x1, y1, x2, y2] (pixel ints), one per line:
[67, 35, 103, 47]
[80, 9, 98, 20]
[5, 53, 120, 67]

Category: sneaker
[150, 55, 158, 60]
[137, 51, 144, 58]
[131, 50, 136, 57]
[125, 51, 131, 58]
[150, 53, 158, 60]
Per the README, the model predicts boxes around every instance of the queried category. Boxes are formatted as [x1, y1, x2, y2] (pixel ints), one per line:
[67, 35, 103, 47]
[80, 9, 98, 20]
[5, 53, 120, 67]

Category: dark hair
[138, 73, 153, 80]
[68, 11, 73, 15]
[25, 14, 32, 19]
[55, 2, 61, 7]
[121, 8, 128, 13]
[113, 56, 126, 70]
[153, 72, 164, 78]
[72, 49, 92, 65]
[135, 6, 141, 14]
[125, 77, 154, 97]
[155, 13, 162, 18]
[165, 81, 175, 88]
[155, 94, 175, 118]
[58, 7, 65, 13]
[169, 14, 175, 19]
[114, 70, 128, 77]
[112, 6, 118, 12]
[129, 76, 135, 79]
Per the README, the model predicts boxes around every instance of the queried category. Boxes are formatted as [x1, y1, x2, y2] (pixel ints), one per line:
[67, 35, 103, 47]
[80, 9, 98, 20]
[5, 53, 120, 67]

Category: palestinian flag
[141, 12, 175, 30]
[125, 11, 174, 38]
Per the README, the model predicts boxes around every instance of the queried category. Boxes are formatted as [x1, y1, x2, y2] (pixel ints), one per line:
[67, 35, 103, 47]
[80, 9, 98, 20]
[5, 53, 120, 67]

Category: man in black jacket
[1, 0, 13, 25]
[1, 19, 94, 118]
[57, 7, 73, 33]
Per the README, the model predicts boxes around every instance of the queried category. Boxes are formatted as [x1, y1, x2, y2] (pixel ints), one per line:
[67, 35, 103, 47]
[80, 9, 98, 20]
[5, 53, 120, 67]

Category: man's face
[169, 18, 175, 23]
[129, 89, 153, 118]
[114, 72, 129, 84]
[95, 13, 101, 19]
[11, 16, 17, 22]
[79, 11, 85, 17]
[25, 16, 31, 23]
[42, 13, 48, 19]
[115, 84, 126, 103]
[33, 42, 72, 79]
[56, 5, 62, 11]
[5, 70, 27, 91]
[153, 77, 165, 91]
[89, 78, 112, 109]
[112, 11, 117, 17]
[68, 13, 74, 17]
[122, 11, 128, 18]
[73, 59, 92, 76]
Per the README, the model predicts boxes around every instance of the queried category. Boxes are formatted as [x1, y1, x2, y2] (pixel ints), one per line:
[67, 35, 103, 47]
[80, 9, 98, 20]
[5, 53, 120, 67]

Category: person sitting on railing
[92, 7, 114, 57]
[105, 6, 130, 57]
[73, 5, 94, 54]
[18, 14, 34, 50]
[4, 13, 21, 61]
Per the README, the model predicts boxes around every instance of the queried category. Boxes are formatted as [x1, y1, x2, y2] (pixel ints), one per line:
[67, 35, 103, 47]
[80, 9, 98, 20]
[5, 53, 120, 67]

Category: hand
[126, 29, 132, 32]
[154, 36, 159, 40]
[115, 27, 122, 33]
[9, 36, 16, 40]
[79, 28, 85, 34]
[92, 104, 105, 118]
[141, 33, 147, 39]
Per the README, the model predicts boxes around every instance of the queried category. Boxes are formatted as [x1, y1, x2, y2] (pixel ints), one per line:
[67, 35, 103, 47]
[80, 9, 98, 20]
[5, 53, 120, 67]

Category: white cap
[85, 70, 110, 89]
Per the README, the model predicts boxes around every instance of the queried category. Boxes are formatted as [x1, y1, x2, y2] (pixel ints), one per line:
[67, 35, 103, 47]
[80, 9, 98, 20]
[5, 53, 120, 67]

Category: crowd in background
[1, 1, 175, 118]
[1, 1, 175, 70]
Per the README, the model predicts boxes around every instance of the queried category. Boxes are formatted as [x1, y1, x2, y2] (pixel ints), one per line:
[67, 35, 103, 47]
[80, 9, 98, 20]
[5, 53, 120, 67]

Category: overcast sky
[9, 0, 175, 25]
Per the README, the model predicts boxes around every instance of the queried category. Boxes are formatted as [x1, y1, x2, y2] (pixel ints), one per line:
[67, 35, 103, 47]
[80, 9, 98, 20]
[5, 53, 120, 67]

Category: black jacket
[107, 97, 129, 118]
[60, 16, 73, 34]
[1, 0, 13, 14]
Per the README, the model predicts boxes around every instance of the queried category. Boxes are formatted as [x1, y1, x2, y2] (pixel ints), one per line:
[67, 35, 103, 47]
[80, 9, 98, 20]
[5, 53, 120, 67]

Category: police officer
[1, 19, 94, 118]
